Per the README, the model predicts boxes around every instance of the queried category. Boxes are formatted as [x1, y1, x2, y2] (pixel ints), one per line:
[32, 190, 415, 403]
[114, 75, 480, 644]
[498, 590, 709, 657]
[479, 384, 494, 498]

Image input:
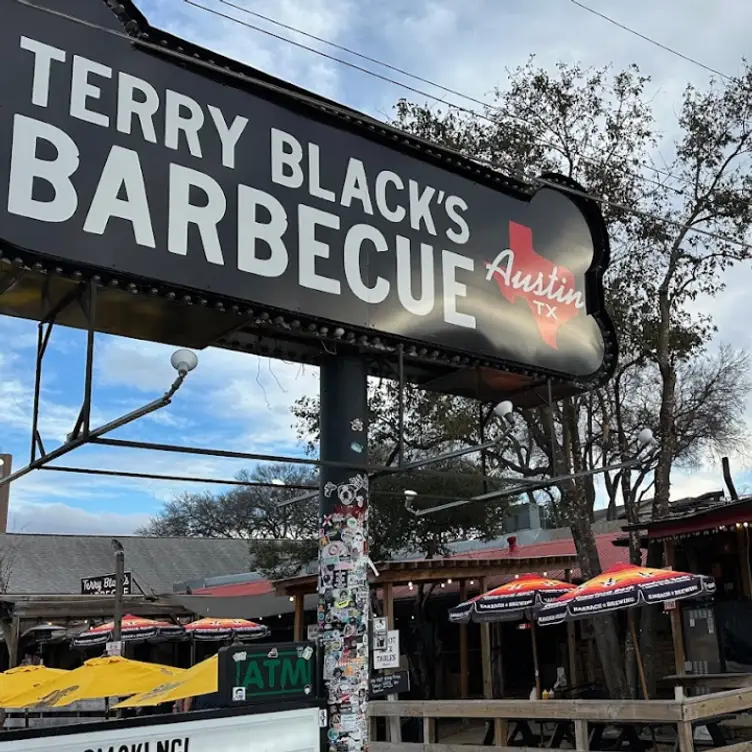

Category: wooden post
[628, 610, 649, 700]
[665, 541, 687, 674]
[564, 569, 578, 687]
[574, 719, 589, 751]
[382, 583, 401, 743]
[677, 721, 695, 752]
[294, 594, 304, 642]
[8, 615, 20, 669]
[423, 716, 435, 743]
[530, 619, 542, 699]
[479, 577, 493, 700]
[479, 577, 506, 746]
[459, 579, 469, 700]
[737, 529, 752, 598]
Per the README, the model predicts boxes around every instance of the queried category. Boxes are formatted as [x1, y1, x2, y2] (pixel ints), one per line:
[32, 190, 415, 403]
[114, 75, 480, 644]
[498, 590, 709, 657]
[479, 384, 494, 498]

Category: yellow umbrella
[0, 666, 68, 705]
[4, 656, 185, 708]
[114, 654, 218, 708]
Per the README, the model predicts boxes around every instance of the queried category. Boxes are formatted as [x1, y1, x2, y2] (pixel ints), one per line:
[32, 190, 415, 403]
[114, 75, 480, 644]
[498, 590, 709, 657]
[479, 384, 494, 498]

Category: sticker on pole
[106, 641, 123, 656]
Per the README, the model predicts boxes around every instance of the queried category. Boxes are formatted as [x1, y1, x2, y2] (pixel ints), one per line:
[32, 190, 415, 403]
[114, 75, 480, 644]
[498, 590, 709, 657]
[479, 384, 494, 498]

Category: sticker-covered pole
[318, 355, 370, 752]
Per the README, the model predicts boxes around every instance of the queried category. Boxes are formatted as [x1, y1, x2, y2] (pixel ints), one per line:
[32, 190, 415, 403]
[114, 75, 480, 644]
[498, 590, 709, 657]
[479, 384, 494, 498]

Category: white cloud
[95, 335, 318, 449]
[8, 502, 151, 535]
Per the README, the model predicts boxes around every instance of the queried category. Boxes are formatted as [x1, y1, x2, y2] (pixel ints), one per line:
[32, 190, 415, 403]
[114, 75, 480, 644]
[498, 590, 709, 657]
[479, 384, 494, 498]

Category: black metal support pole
[81, 282, 97, 435]
[479, 402, 488, 494]
[318, 355, 370, 752]
[29, 321, 52, 463]
[397, 344, 405, 467]
[112, 544, 125, 644]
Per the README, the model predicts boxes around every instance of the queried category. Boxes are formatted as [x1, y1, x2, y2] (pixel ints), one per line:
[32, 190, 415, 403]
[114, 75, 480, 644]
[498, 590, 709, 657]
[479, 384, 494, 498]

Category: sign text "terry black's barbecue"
[9, 36, 480, 330]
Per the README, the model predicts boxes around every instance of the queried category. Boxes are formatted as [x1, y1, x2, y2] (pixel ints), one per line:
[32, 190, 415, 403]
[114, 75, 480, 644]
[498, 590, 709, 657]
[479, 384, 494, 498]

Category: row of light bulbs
[661, 522, 749, 541]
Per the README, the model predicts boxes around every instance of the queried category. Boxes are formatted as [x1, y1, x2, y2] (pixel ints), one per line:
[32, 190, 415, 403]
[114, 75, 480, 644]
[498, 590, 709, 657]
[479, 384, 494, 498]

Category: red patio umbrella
[449, 574, 575, 698]
[536, 563, 716, 699]
[183, 618, 269, 642]
[72, 615, 184, 647]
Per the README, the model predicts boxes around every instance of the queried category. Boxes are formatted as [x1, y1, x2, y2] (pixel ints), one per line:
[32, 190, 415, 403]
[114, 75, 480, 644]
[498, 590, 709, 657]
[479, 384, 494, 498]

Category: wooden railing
[368, 689, 752, 752]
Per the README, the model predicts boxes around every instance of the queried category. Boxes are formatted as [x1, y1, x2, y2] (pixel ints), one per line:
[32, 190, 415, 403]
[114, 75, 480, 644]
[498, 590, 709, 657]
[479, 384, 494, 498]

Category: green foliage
[138, 463, 318, 579]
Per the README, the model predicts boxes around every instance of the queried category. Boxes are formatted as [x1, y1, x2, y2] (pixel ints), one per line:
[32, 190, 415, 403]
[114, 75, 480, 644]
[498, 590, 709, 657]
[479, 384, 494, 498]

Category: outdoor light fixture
[170, 349, 199, 375]
[0, 349, 199, 490]
[637, 427, 658, 449]
[271, 479, 285, 486]
[493, 400, 514, 421]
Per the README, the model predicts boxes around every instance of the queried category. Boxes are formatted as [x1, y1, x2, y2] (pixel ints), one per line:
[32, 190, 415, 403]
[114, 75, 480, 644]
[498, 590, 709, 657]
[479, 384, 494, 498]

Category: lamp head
[493, 400, 514, 421]
[170, 349, 199, 375]
[637, 428, 658, 449]
[404, 489, 418, 500]
[270, 479, 285, 486]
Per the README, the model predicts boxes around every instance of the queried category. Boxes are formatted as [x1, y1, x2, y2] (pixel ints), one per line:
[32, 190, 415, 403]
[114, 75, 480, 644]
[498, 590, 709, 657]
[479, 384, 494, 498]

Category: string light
[447, 579, 453, 584]
[656, 523, 749, 542]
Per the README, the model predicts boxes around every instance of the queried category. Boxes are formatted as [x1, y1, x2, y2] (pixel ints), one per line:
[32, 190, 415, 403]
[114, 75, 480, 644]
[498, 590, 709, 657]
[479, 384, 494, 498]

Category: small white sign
[373, 630, 400, 670]
[307, 624, 319, 641]
[663, 600, 677, 612]
[105, 641, 123, 656]
[232, 686, 247, 701]
[373, 617, 387, 633]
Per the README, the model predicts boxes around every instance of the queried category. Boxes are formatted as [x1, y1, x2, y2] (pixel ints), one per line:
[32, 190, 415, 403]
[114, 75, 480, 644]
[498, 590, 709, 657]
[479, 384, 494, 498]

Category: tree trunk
[561, 399, 629, 699]
[569, 508, 629, 699]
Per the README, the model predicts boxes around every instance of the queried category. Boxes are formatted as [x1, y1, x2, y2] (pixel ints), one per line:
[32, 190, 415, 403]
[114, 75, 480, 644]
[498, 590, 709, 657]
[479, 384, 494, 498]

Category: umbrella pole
[628, 610, 649, 700]
[530, 619, 542, 699]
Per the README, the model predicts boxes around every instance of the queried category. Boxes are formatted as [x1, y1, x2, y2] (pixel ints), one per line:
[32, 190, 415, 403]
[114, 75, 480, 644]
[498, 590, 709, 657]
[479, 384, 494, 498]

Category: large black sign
[217, 642, 318, 707]
[80, 570, 132, 596]
[369, 669, 410, 699]
[0, 0, 615, 389]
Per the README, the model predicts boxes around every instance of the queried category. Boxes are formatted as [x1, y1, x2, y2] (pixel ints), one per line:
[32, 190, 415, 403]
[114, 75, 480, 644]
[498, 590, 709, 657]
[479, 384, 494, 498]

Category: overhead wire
[187, 0, 682, 196]
[14, 0, 752, 255]
[214, 0, 674, 185]
[569, 0, 735, 83]
[185, 0, 752, 252]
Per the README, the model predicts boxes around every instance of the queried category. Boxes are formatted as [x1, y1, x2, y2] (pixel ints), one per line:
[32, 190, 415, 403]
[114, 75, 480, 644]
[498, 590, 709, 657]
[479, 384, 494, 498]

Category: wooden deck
[368, 690, 752, 752]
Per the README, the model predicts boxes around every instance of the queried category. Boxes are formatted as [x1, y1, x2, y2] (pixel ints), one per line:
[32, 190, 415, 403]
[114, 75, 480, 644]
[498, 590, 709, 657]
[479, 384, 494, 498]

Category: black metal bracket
[29, 282, 96, 464]
[0, 281, 196, 490]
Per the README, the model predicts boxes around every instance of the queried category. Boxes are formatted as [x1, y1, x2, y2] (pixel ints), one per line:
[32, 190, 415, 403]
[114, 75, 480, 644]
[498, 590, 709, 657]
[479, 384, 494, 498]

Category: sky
[2, 0, 752, 534]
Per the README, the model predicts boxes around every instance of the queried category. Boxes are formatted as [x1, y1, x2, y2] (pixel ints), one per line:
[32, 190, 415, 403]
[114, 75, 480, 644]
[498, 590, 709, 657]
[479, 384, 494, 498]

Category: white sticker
[232, 687, 246, 701]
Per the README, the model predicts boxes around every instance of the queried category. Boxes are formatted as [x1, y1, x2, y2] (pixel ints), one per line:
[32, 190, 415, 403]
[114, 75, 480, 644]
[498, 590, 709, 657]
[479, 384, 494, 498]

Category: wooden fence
[368, 690, 752, 752]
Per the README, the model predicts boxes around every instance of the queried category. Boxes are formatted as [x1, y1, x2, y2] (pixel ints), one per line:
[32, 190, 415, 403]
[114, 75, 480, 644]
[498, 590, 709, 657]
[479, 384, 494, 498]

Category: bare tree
[391, 57, 752, 697]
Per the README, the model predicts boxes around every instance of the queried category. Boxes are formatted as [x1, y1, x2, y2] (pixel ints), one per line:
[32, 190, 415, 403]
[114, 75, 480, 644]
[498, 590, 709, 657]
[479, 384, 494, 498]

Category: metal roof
[0, 533, 250, 595]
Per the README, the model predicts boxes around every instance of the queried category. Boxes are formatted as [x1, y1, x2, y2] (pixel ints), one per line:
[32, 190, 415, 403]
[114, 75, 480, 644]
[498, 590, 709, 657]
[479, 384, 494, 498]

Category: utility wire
[215, 0, 674, 185]
[569, 0, 735, 83]
[14, 0, 752, 255]
[187, 0, 683, 195]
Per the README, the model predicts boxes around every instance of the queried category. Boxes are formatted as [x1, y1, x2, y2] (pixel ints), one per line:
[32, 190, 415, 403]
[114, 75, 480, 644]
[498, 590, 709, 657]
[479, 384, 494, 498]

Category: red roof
[454, 531, 634, 571]
[192, 579, 273, 597]
[189, 531, 636, 601]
